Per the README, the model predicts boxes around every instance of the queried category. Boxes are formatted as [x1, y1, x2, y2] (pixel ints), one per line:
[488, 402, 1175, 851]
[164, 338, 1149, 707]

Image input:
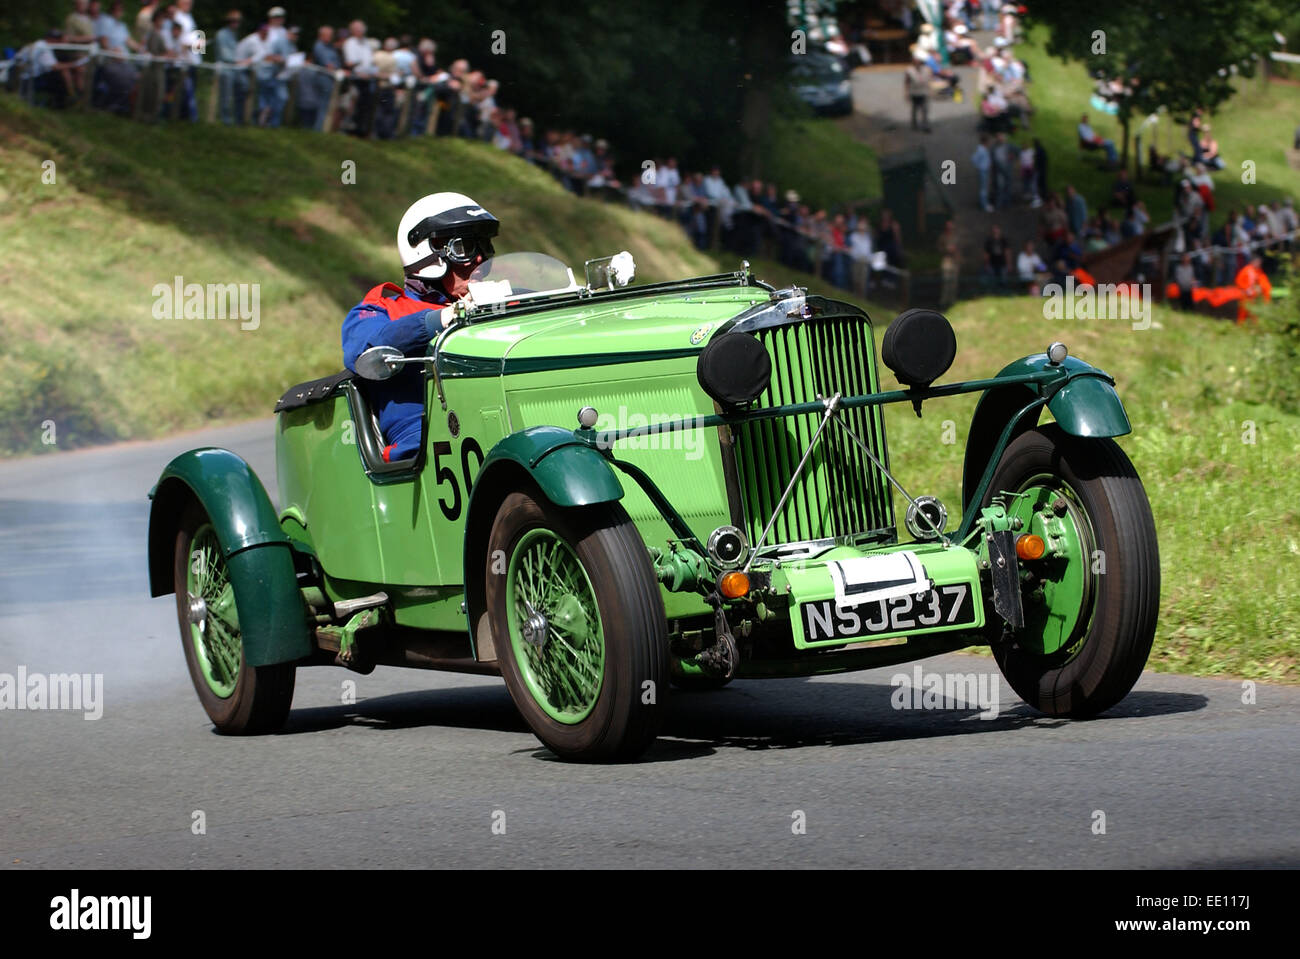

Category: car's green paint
[150, 265, 1147, 686]
[219, 543, 312, 666]
[960, 353, 1129, 515]
[278, 507, 315, 556]
[1001, 353, 1132, 438]
[147, 448, 311, 667]
[1046, 371, 1132, 438]
[505, 369, 732, 570]
[438, 287, 768, 364]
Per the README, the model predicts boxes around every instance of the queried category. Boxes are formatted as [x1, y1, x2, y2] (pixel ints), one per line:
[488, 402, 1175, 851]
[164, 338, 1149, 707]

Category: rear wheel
[983, 425, 1159, 717]
[485, 490, 668, 761]
[173, 505, 295, 734]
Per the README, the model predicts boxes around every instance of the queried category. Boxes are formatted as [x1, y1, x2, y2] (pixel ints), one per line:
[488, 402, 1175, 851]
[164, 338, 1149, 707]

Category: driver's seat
[341, 381, 424, 475]
[273, 372, 422, 477]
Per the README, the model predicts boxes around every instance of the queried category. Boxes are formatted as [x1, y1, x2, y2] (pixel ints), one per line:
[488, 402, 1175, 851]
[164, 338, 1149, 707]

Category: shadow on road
[278, 685, 526, 736]
[268, 677, 1207, 763]
[653, 684, 1207, 756]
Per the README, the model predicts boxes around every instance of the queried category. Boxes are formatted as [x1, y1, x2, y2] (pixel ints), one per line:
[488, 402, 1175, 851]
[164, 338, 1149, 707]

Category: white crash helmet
[396, 191, 499, 280]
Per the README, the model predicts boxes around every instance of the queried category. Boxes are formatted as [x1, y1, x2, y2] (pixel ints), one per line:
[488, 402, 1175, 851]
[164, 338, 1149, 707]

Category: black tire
[173, 504, 296, 734]
[485, 490, 668, 762]
[984, 424, 1159, 717]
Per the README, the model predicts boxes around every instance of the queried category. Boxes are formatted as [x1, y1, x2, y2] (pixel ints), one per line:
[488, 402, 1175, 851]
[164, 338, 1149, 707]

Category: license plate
[800, 584, 975, 644]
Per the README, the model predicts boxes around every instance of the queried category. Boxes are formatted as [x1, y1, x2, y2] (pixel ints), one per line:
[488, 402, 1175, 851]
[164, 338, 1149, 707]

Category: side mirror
[354, 345, 404, 381]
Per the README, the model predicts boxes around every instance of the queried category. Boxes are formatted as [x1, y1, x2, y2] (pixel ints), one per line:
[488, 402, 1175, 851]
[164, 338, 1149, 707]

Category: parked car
[791, 52, 854, 116]
[147, 252, 1159, 761]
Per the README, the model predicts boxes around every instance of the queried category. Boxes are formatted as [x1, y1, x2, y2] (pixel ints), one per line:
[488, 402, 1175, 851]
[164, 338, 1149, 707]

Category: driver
[342, 192, 499, 462]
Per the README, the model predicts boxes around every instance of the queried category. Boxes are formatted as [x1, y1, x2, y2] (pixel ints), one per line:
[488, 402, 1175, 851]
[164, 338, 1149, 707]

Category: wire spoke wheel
[186, 524, 242, 698]
[172, 504, 296, 734]
[507, 529, 605, 723]
[486, 489, 668, 762]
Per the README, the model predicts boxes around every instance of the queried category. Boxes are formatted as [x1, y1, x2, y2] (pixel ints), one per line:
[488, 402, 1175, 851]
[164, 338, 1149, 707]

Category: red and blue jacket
[341, 282, 449, 462]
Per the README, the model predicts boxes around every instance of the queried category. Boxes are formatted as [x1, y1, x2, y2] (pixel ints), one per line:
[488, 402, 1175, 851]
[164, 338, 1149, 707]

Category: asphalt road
[1, 421, 1297, 869]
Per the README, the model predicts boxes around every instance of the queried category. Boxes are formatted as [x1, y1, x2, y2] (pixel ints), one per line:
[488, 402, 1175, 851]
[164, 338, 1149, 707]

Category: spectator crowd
[11, 2, 523, 140]
[9, 1, 1292, 315]
[7, 2, 897, 300]
[625, 162, 903, 298]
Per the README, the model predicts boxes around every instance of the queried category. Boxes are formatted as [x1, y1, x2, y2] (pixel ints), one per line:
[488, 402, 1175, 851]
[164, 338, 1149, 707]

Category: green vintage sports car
[147, 252, 1160, 761]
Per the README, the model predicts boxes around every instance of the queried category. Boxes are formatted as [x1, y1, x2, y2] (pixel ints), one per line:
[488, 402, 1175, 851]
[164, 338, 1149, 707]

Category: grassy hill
[1, 94, 1296, 683]
[1017, 24, 1300, 225]
[0, 95, 719, 454]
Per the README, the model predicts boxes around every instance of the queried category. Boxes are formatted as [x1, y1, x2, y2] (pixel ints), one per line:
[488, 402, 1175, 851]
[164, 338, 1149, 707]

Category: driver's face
[441, 252, 484, 300]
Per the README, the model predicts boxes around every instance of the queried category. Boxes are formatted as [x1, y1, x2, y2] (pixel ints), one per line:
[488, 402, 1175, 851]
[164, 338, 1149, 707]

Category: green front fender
[474, 426, 625, 509]
[460, 426, 625, 659]
[147, 448, 311, 668]
[1046, 369, 1132, 437]
[961, 354, 1131, 510]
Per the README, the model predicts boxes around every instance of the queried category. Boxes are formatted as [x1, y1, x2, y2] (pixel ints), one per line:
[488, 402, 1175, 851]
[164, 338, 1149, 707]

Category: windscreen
[469, 252, 575, 295]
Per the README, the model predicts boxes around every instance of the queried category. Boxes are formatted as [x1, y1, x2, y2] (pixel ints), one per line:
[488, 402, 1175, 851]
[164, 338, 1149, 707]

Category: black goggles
[431, 235, 494, 265]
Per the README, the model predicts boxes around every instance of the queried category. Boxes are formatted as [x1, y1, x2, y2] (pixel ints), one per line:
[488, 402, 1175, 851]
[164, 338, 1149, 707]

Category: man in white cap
[267, 6, 288, 45]
[173, 0, 199, 58]
[917, 22, 938, 55]
[946, 22, 974, 64]
[342, 19, 376, 136]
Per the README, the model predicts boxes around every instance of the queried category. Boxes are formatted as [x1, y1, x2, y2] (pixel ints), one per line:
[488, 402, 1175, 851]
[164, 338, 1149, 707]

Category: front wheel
[485, 490, 668, 762]
[983, 425, 1159, 717]
[173, 504, 296, 734]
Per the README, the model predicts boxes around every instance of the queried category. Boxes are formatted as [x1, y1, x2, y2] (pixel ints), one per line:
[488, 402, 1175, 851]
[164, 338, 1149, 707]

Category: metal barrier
[8, 42, 467, 137]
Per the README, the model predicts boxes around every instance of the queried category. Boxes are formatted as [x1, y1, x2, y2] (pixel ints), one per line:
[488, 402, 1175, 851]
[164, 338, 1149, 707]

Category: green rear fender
[460, 426, 625, 659]
[962, 354, 1131, 511]
[147, 448, 311, 667]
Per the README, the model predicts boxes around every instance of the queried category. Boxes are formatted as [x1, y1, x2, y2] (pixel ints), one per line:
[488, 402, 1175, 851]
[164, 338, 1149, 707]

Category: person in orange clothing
[1233, 255, 1272, 324]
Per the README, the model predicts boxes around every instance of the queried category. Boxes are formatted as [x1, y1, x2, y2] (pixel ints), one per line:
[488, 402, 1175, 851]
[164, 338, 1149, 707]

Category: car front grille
[728, 313, 896, 550]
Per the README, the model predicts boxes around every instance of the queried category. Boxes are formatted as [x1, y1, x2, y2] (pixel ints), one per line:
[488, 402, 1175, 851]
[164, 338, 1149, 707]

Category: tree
[421, 0, 792, 180]
[1027, 0, 1288, 170]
